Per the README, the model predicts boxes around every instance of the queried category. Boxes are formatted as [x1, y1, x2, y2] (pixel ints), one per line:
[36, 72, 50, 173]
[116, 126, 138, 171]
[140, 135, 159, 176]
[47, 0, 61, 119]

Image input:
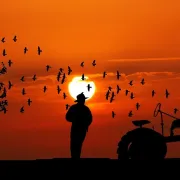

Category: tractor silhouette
[117, 103, 180, 160]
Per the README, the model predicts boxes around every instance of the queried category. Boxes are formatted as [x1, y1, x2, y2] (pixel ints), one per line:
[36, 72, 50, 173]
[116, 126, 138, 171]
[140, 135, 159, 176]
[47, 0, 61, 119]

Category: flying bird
[174, 108, 178, 114]
[57, 85, 61, 94]
[103, 71, 107, 78]
[0, 100, 8, 107]
[20, 76, 25, 82]
[20, 106, 24, 113]
[0, 88, 7, 99]
[128, 111, 133, 117]
[116, 71, 121, 80]
[2, 107, 7, 114]
[92, 60, 96, 66]
[8, 81, 13, 90]
[46, 65, 51, 72]
[130, 92, 135, 99]
[1, 37, 5, 43]
[0, 63, 7, 74]
[110, 96, 115, 103]
[57, 71, 61, 82]
[165, 89, 170, 98]
[8, 60, 13, 67]
[66, 104, 70, 110]
[108, 86, 112, 91]
[43, 86, 47, 93]
[22, 88, 26, 95]
[110, 92, 115, 103]
[80, 62, 84, 67]
[81, 74, 86, 81]
[2, 49, 7, 56]
[112, 111, 116, 118]
[129, 80, 133, 86]
[87, 84, 92, 92]
[125, 89, 130, 96]
[0, 105, 8, 114]
[0, 66, 7, 74]
[140, 78, 145, 85]
[68, 66, 72, 75]
[0, 82, 4, 91]
[32, 74, 37, 81]
[13, 36, 17, 42]
[136, 103, 140, 110]
[24, 47, 28, 54]
[63, 92, 67, 99]
[61, 73, 66, 84]
[116, 85, 121, 94]
[0, 82, 4, 86]
[27, 98, 32, 106]
[59, 68, 63, 73]
[2, 100, 8, 106]
[152, 90, 156, 97]
[105, 90, 110, 100]
[37, 46, 42, 55]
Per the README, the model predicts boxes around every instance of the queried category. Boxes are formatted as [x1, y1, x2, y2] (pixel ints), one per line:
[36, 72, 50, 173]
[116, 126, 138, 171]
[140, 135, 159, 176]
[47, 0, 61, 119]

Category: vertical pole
[160, 112, 164, 136]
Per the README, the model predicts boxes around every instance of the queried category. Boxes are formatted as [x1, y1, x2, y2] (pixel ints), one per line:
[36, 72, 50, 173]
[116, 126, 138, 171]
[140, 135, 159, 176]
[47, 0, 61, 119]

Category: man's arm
[65, 106, 74, 122]
[87, 108, 93, 126]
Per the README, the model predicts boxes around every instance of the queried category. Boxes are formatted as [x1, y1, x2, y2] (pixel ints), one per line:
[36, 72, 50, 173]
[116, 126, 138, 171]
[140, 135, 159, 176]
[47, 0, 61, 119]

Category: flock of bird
[1, 36, 42, 56]
[104, 78, 175, 118]
[0, 38, 97, 115]
[0, 36, 44, 114]
[0, 36, 179, 120]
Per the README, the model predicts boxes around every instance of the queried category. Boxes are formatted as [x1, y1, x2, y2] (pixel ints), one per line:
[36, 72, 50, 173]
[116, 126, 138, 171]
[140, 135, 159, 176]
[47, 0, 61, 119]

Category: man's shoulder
[84, 105, 91, 111]
[71, 104, 76, 107]
[69, 104, 77, 109]
[70, 104, 91, 111]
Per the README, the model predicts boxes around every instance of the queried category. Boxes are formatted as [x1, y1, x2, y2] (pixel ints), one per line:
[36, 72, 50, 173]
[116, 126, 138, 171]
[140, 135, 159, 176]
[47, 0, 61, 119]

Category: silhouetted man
[66, 92, 93, 159]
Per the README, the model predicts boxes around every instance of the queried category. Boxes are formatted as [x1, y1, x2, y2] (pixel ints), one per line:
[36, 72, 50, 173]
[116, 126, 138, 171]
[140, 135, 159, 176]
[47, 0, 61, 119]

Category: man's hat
[74, 92, 88, 102]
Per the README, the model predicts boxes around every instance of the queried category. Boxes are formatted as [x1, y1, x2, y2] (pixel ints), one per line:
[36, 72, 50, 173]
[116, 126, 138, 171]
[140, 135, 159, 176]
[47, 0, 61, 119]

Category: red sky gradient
[0, 0, 180, 160]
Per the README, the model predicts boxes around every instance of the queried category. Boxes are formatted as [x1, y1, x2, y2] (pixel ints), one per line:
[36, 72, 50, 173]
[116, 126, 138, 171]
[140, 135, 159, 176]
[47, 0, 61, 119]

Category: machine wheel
[117, 128, 167, 160]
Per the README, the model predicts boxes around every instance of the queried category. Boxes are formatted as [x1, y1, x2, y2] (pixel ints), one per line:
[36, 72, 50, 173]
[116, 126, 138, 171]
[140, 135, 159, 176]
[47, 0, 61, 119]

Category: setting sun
[68, 76, 96, 101]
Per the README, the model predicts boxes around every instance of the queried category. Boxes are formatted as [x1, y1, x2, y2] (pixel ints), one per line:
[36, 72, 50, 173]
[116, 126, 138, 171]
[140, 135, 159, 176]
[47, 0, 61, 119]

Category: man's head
[74, 92, 88, 104]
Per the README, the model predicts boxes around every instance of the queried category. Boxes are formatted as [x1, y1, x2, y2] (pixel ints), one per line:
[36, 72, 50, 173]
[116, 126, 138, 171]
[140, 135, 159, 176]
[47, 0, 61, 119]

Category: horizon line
[107, 57, 180, 62]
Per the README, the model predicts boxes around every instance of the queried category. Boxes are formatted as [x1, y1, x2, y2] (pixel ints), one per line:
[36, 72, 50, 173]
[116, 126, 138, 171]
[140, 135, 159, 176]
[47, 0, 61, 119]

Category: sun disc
[68, 76, 96, 101]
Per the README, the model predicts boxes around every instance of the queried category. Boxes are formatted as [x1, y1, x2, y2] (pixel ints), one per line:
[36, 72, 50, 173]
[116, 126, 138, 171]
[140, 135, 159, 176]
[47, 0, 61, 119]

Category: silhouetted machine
[117, 103, 180, 160]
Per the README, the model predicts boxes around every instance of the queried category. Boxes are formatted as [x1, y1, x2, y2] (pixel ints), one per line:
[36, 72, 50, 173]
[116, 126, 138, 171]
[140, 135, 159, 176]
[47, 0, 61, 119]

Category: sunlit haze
[68, 76, 96, 101]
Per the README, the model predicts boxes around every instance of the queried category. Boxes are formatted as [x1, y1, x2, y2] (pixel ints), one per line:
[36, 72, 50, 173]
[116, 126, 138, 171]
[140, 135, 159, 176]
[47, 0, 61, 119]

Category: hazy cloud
[2, 58, 180, 83]
[104, 59, 180, 75]
[107, 57, 180, 62]
[90, 71, 178, 83]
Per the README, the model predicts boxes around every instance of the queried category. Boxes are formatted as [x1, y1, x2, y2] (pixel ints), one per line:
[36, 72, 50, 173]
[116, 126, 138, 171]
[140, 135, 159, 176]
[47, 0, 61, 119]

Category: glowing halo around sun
[68, 76, 96, 101]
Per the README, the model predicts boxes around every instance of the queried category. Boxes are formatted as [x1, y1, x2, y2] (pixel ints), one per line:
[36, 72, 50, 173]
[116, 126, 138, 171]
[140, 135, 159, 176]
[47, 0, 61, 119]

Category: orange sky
[0, 0, 180, 160]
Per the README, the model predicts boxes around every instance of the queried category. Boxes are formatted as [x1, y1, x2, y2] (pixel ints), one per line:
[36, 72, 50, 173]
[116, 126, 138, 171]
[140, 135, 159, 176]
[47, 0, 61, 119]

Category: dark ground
[0, 158, 179, 178]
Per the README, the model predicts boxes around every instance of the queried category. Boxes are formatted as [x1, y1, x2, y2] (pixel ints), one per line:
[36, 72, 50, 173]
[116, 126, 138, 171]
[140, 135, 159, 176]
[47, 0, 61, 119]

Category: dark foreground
[0, 158, 179, 177]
